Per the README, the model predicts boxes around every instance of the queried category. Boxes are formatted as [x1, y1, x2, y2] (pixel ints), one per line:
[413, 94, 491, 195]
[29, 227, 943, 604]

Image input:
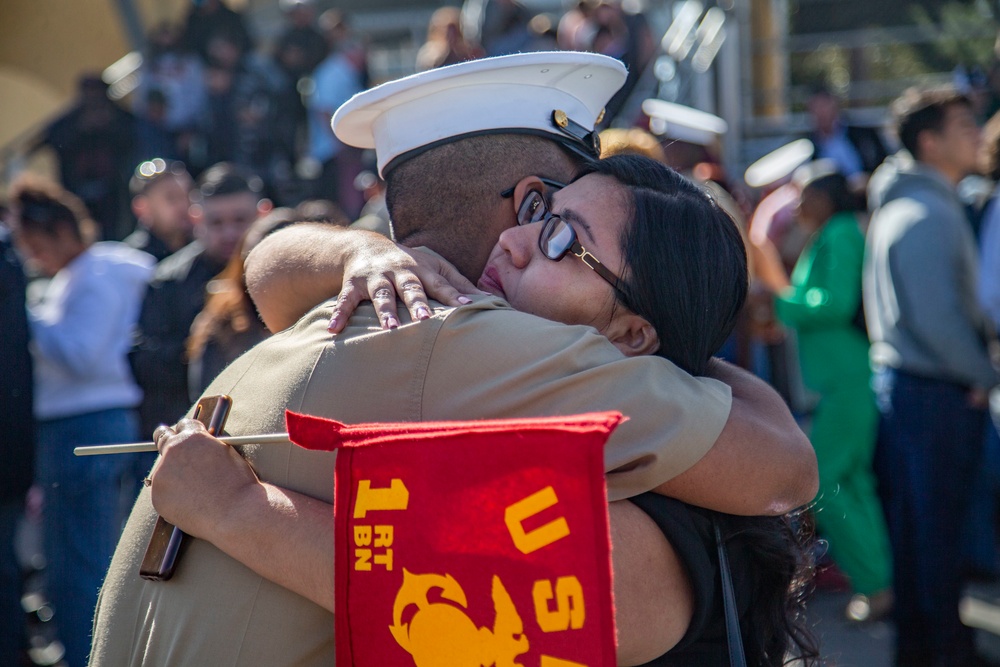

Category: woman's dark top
[630, 492, 757, 666]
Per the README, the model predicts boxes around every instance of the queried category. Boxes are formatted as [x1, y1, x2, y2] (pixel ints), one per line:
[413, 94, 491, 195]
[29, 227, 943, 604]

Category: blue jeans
[36, 408, 138, 667]
[872, 368, 986, 667]
[963, 418, 1000, 577]
[0, 500, 25, 664]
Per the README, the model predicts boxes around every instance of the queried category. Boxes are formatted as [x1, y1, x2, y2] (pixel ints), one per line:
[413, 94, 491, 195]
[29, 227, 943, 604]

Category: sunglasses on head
[516, 189, 629, 304]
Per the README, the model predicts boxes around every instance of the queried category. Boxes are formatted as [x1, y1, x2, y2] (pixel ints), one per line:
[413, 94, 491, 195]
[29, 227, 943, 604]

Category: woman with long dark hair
[479, 154, 818, 665]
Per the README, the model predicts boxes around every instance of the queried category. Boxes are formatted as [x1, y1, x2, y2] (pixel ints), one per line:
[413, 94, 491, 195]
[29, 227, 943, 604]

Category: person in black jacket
[806, 85, 889, 192]
[181, 0, 253, 63]
[0, 217, 34, 665]
[29, 76, 137, 240]
[130, 163, 267, 439]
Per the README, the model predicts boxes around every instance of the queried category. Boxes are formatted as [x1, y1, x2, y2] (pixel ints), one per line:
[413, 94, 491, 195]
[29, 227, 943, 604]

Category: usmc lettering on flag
[286, 410, 624, 667]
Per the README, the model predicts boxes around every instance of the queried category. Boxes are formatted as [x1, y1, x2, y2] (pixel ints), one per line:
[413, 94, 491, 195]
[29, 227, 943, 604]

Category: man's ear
[190, 203, 204, 238]
[607, 313, 660, 358]
[915, 128, 938, 162]
[131, 195, 149, 221]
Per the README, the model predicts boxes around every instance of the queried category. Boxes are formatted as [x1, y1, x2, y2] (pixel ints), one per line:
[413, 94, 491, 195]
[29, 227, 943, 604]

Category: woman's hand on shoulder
[245, 223, 484, 333]
[330, 243, 484, 333]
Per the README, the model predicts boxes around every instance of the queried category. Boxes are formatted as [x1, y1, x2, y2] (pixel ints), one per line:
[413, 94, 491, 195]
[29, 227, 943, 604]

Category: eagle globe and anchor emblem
[389, 569, 529, 667]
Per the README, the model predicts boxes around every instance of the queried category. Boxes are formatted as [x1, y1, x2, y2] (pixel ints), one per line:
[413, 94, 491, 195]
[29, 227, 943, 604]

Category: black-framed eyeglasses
[516, 189, 630, 303]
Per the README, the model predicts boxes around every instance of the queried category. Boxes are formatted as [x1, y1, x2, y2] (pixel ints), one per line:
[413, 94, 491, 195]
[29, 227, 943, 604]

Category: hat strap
[550, 110, 601, 158]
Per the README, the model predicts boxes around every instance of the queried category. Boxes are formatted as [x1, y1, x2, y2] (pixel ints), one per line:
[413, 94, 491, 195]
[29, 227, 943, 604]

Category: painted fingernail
[385, 315, 399, 329]
[416, 306, 431, 320]
[327, 312, 340, 331]
[457, 296, 472, 305]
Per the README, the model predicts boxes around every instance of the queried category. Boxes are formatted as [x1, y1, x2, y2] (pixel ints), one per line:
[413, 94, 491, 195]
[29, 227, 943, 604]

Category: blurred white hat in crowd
[791, 158, 840, 189]
[279, 0, 315, 11]
[333, 51, 628, 177]
[744, 138, 815, 188]
[642, 98, 728, 146]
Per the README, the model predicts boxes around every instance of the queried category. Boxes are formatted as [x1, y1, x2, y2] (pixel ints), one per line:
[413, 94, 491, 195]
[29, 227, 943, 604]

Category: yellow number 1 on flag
[354, 479, 409, 519]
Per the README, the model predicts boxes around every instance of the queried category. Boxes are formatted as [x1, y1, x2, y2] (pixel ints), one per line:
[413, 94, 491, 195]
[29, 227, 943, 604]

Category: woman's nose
[497, 223, 535, 268]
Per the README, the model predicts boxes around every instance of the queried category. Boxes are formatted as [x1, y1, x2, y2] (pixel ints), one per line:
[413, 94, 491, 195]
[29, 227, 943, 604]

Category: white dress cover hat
[641, 98, 728, 147]
[744, 138, 815, 188]
[333, 51, 628, 177]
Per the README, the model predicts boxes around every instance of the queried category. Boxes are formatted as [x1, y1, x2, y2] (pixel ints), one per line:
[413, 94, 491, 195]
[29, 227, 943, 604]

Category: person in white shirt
[9, 175, 153, 667]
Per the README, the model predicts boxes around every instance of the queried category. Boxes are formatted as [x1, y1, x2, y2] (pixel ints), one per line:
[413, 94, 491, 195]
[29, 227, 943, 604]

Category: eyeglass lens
[517, 190, 547, 226]
[540, 218, 575, 260]
[518, 190, 577, 261]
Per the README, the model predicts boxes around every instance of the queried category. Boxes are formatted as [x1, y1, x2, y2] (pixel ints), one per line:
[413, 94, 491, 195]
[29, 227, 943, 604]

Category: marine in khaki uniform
[91, 53, 815, 666]
[93, 296, 732, 665]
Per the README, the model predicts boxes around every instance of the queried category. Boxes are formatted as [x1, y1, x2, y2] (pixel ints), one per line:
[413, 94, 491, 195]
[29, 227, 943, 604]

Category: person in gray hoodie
[864, 86, 999, 667]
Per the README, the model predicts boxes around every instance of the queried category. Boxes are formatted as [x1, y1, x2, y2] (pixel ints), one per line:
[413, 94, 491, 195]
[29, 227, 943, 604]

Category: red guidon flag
[285, 410, 625, 667]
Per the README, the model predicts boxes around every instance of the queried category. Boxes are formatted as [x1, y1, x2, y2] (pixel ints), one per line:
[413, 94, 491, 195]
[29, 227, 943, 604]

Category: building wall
[0, 0, 200, 151]
[0, 0, 437, 152]
[0, 1, 131, 99]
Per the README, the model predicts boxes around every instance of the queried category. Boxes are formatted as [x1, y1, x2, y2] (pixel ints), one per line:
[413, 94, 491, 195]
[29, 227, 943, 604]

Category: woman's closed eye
[552, 207, 597, 245]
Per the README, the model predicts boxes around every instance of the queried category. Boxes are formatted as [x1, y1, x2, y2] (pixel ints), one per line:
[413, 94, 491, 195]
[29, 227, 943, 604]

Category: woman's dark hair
[576, 154, 748, 376]
[795, 163, 860, 215]
[724, 513, 820, 666]
[579, 154, 820, 666]
[891, 86, 971, 160]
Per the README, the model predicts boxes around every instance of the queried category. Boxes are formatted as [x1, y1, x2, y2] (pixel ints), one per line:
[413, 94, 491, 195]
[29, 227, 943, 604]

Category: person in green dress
[757, 160, 893, 622]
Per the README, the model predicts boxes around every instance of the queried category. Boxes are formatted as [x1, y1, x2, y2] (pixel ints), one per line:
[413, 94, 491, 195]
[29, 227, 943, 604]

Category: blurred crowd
[0, 1, 656, 663]
[700, 84, 1000, 667]
[2, 0, 1000, 665]
[20, 0, 658, 244]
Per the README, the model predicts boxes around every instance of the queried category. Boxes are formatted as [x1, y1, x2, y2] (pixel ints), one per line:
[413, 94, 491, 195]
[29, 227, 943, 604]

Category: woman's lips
[477, 265, 506, 299]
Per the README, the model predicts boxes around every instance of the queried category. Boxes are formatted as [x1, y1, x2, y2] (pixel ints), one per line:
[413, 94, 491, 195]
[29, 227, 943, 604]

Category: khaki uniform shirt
[90, 297, 730, 666]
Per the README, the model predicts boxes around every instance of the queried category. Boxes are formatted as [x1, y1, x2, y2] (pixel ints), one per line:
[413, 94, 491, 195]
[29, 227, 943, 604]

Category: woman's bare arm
[611, 500, 693, 664]
[244, 224, 355, 332]
[654, 359, 818, 515]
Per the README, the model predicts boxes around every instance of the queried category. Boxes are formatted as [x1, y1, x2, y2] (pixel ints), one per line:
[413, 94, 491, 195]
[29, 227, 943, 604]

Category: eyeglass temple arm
[500, 178, 568, 199]
[570, 241, 626, 293]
